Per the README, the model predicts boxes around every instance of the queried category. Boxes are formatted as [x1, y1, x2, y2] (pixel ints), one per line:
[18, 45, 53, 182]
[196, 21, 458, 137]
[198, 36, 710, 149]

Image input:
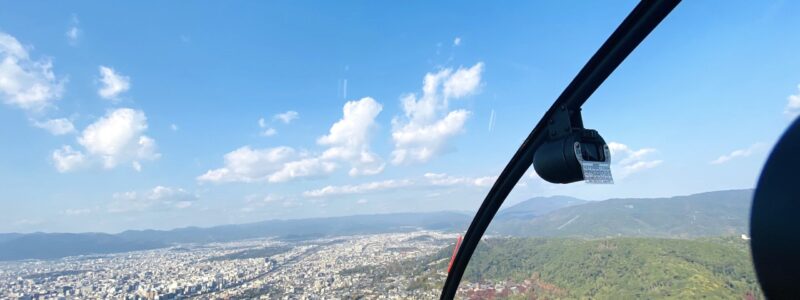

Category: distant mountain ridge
[0, 189, 754, 261]
[0, 212, 470, 261]
[490, 189, 753, 238]
[496, 196, 587, 220]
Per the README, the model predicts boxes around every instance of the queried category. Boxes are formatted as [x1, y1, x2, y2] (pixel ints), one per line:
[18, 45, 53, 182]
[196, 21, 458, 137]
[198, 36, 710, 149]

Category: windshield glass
[0, 1, 797, 299]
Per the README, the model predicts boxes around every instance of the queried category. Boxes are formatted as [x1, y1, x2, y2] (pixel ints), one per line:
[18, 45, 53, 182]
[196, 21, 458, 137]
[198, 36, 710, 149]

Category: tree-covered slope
[457, 237, 761, 299]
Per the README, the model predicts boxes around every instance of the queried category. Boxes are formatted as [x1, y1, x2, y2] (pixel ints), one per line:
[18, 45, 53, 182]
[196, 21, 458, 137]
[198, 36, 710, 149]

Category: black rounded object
[751, 117, 800, 299]
[533, 135, 583, 184]
[533, 129, 607, 184]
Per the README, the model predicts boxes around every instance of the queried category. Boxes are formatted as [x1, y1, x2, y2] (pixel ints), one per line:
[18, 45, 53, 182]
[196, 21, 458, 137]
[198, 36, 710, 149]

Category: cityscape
[0, 231, 466, 299]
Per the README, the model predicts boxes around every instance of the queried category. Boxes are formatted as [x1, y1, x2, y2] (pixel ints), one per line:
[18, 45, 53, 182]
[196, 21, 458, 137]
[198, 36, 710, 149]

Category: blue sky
[0, 1, 798, 233]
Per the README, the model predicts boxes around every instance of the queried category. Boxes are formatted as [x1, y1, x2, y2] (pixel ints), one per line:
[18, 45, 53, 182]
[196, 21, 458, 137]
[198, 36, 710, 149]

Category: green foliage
[459, 237, 762, 299]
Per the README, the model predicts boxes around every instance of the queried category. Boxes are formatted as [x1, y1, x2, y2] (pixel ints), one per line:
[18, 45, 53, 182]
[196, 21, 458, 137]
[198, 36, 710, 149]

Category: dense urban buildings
[0, 231, 460, 299]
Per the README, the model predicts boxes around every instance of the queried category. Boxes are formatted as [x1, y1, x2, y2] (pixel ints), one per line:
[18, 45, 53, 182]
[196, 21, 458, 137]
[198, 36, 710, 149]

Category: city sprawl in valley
[0, 190, 763, 299]
[0, 232, 458, 299]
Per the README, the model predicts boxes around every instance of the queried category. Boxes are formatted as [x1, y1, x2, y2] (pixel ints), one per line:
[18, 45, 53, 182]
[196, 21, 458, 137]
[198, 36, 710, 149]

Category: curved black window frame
[439, 1, 682, 298]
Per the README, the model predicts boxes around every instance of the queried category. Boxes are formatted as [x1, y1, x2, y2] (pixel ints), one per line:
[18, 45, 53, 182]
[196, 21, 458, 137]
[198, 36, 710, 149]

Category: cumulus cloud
[303, 179, 413, 197]
[710, 143, 766, 165]
[197, 146, 337, 183]
[97, 66, 130, 100]
[318, 97, 384, 176]
[392, 62, 484, 164]
[607, 142, 663, 178]
[108, 186, 197, 213]
[0, 32, 65, 112]
[52, 145, 86, 173]
[78, 108, 159, 169]
[453, 37, 461, 46]
[200, 98, 383, 183]
[274, 110, 299, 124]
[33, 118, 75, 135]
[785, 84, 800, 117]
[198, 146, 337, 184]
[268, 157, 337, 183]
[53, 108, 159, 172]
[198, 146, 299, 183]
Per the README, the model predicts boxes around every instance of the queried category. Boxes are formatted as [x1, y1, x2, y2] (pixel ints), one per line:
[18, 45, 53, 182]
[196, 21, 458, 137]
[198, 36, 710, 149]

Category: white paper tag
[574, 142, 614, 184]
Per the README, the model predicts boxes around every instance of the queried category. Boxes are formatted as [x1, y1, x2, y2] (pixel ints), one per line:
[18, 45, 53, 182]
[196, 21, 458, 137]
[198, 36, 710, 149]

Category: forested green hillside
[454, 237, 761, 299]
[352, 236, 762, 299]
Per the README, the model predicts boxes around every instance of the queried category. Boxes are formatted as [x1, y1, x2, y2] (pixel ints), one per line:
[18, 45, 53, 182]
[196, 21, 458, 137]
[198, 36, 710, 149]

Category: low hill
[347, 236, 762, 299]
[458, 237, 762, 299]
[490, 189, 752, 238]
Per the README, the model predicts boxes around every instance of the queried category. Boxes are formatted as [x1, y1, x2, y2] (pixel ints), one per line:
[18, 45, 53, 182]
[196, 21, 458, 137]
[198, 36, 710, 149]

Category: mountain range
[0, 189, 753, 261]
[490, 189, 752, 238]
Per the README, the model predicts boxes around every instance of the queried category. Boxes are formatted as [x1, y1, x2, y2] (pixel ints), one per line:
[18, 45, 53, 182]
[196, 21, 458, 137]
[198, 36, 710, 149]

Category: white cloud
[785, 84, 800, 117]
[302, 173, 495, 198]
[268, 157, 337, 183]
[66, 27, 80, 45]
[318, 97, 384, 176]
[273, 110, 299, 124]
[357, 199, 368, 204]
[0, 32, 65, 112]
[607, 142, 663, 178]
[710, 143, 766, 165]
[198, 147, 337, 183]
[52, 145, 86, 172]
[170, 124, 178, 131]
[303, 179, 413, 197]
[33, 118, 75, 135]
[392, 110, 470, 164]
[257, 117, 278, 136]
[54, 108, 160, 171]
[261, 127, 277, 137]
[453, 37, 461, 46]
[202, 98, 385, 183]
[424, 172, 497, 187]
[197, 146, 331, 183]
[66, 15, 80, 46]
[202, 98, 386, 183]
[109, 186, 197, 213]
[443, 63, 483, 99]
[392, 62, 484, 164]
[97, 66, 130, 100]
